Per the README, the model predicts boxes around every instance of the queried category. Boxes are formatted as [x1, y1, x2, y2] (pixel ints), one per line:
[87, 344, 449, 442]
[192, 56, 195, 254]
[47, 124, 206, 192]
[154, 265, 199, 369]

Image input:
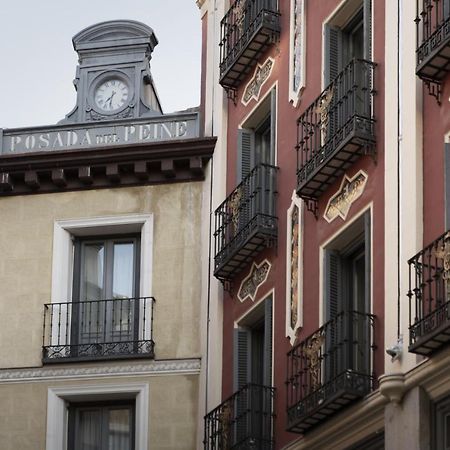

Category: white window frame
[289, 0, 306, 106]
[50, 214, 153, 345]
[46, 382, 149, 450]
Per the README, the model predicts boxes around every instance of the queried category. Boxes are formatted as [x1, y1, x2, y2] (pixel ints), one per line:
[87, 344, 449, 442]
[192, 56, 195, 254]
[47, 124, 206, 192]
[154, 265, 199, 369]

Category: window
[71, 236, 140, 358]
[323, 211, 371, 377]
[234, 296, 273, 389]
[237, 88, 276, 183]
[68, 401, 135, 450]
[43, 215, 154, 363]
[434, 396, 450, 450]
[233, 295, 273, 447]
[46, 383, 149, 450]
[324, 0, 371, 85]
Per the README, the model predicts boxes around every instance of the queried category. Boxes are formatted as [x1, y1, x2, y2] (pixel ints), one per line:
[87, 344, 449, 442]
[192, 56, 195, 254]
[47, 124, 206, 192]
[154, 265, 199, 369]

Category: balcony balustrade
[416, 0, 450, 83]
[296, 59, 376, 200]
[204, 383, 275, 450]
[214, 163, 278, 282]
[219, 0, 280, 90]
[42, 296, 155, 363]
[408, 230, 450, 355]
[286, 311, 376, 434]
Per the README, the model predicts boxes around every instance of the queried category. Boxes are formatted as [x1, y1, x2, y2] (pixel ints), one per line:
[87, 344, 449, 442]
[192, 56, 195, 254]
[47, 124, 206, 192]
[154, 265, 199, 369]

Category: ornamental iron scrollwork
[229, 186, 243, 233]
[315, 86, 334, 142]
[303, 331, 325, 391]
[434, 231, 450, 301]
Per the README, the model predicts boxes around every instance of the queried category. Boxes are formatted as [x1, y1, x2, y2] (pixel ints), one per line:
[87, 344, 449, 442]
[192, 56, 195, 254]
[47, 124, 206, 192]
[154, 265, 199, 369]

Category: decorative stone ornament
[241, 58, 275, 106]
[61, 20, 162, 124]
[237, 260, 271, 302]
[289, 0, 306, 106]
[324, 170, 368, 223]
[286, 191, 303, 343]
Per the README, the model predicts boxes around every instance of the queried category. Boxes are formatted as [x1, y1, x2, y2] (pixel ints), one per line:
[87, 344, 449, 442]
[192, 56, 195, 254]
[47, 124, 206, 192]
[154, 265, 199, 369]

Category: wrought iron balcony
[286, 311, 376, 434]
[408, 230, 450, 356]
[296, 59, 376, 201]
[214, 163, 278, 282]
[204, 383, 275, 450]
[42, 296, 155, 363]
[219, 0, 280, 90]
[416, 0, 450, 83]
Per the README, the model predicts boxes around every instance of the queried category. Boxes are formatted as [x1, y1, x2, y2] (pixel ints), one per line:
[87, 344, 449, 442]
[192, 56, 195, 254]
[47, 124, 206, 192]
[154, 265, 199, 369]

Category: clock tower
[61, 20, 162, 123]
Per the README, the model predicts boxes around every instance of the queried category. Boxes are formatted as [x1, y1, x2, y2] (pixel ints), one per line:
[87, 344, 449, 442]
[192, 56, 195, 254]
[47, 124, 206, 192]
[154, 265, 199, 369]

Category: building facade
[199, 0, 450, 449]
[0, 20, 216, 450]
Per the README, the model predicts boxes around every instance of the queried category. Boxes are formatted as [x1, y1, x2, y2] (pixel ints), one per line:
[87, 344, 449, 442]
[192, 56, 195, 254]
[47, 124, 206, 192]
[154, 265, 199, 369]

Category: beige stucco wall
[0, 183, 203, 368]
[0, 374, 199, 450]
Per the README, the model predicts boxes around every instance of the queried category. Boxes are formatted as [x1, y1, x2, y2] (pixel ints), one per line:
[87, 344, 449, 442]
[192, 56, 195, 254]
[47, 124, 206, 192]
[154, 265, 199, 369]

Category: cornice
[0, 358, 201, 383]
[0, 136, 216, 196]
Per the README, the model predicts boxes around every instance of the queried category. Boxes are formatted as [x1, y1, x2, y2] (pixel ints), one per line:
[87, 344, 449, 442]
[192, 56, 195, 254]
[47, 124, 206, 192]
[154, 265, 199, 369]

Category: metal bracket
[424, 80, 442, 106]
[225, 87, 238, 105]
[305, 199, 318, 219]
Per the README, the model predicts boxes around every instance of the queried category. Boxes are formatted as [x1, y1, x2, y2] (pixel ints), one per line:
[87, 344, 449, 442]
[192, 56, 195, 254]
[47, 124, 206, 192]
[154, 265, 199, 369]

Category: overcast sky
[0, 1, 202, 129]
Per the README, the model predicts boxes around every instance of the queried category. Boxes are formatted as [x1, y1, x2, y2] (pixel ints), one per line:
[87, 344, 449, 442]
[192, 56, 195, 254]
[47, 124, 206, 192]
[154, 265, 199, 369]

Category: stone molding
[0, 358, 201, 383]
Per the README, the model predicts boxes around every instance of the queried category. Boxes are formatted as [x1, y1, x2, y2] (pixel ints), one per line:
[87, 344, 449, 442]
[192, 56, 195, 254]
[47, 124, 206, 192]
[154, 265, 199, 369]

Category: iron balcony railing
[204, 383, 275, 450]
[296, 59, 376, 200]
[42, 296, 155, 363]
[416, 0, 450, 82]
[286, 311, 376, 434]
[219, 0, 280, 89]
[214, 163, 278, 281]
[408, 230, 450, 355]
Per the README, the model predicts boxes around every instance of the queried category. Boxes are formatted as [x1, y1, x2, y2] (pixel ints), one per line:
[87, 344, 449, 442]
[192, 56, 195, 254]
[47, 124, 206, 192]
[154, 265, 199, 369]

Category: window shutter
[364, 212, 371, 313]
[325, 249, 342, 381]
[263, 297, 273, 387]
[445, 144, 450, 230]
[233, 327, 251, 391]
[363, 0, 372, 60]
[237, 129, 254, 183]
[325, 250, 342, 320]
[324, 25, 342, 86]
[269, 89, 277, 166]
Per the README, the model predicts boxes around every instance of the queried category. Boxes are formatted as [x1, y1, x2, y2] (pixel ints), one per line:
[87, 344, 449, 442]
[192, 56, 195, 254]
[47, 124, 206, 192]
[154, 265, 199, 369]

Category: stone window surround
[50, 214, 153, 344]
[46, 382, 149, 450]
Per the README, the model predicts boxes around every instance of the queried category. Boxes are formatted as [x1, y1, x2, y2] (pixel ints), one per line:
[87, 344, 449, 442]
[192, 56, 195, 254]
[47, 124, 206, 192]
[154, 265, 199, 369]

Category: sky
[0, 1, 202, 129]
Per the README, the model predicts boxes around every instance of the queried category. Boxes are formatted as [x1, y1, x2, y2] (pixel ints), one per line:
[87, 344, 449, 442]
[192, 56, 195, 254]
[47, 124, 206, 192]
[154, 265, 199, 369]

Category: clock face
[94, 78, 129, 112]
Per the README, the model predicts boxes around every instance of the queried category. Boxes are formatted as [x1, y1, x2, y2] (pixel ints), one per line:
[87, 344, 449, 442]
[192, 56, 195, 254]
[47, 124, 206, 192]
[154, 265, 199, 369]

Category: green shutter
[325, 249, 342, 381]
[325, 250, 342, 320]
[363, 0, 372, 60]
[233, 327, 251, 391]
[263, 297, 273, 387]
[324, 25, 342, 86]
[237, 129, 254, 183]
[269, 89, 277, 166]
[364, 212, 371, 314]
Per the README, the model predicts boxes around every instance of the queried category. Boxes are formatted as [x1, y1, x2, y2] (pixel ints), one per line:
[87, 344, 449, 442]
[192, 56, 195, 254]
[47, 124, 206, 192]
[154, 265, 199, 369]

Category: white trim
[289, 0, 306, 106]
[50, 214, 153, 345]
[319, 203, 373, 325]
[241, 57, 275, 106]
[286, 191, 304, 343]
[237, 259, 271, 302]
[46, 382, 149, 450]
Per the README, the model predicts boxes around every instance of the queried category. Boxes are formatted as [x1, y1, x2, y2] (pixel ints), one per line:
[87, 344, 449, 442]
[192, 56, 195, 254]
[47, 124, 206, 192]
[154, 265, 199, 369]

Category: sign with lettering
[241, 58, 274, 106]
[0, 112, 198, 155]
[237, 260, 271, 303]
[324, 171, 368, 223]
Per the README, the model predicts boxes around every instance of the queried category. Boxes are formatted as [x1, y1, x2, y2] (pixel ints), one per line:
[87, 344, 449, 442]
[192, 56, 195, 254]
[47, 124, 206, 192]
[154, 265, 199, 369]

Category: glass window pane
[83, 244, 105, 300]
[112, 243, 134, 299]
[108, 408, 132, 450]
[78, 409, 102, 450]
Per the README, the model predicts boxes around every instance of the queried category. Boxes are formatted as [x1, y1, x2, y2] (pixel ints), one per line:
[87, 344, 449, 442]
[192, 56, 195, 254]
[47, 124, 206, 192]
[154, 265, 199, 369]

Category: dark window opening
[68, 401, 135, 450]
